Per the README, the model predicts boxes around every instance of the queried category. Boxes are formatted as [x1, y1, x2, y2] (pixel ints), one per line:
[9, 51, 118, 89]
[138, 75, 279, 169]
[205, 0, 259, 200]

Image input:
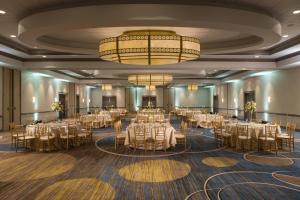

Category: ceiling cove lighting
[128, 74, 173, 86]
[293, 10, 300, 14]
[145, 85, 156, 91]
[102, 84, 112, 91]
[0, 10, 6, 15]
[187, 84, 198, 92]
[99, 30, 200, 65]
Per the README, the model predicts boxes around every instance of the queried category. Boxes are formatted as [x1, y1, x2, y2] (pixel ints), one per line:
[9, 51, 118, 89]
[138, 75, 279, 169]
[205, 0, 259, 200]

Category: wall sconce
[54, 97, 58, 102]
[32, 96, 36, 103]
[88, 99, 91, 103]
[82, 98, 85, 103]
[268, 96, 271, 103]
[221, 98, 224, 103]
[234, 98, 237, 104]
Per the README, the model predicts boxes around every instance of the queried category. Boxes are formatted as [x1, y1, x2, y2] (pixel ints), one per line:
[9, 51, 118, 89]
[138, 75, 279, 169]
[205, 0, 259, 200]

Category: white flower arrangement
[51, 102, 63, 112]
[245, 101, 256, 112]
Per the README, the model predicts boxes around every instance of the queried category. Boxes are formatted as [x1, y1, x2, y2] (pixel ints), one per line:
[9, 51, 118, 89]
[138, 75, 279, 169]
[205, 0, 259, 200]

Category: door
[76, 95, 80, 114]
[244, 91, 255, 121]
[59, 93, 67, 119]
[213, 95, 219, 114]
[142, 96, 157, 108]
[103, 96, 117, 109]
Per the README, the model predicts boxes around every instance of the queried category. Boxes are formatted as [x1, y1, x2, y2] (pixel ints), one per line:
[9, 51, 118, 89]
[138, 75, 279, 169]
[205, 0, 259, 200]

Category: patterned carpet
[0, 118, 300, 200]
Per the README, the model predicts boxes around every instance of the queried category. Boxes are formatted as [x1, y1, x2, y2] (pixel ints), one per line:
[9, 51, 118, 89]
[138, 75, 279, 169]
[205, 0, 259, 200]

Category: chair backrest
[9, 123, 16, 131]
[237, 124, 248, 138]
[180, 120, 188, 132]
[114, 120, 122, 133]
[134, 124, 146, 141]
[265, 125, 278, 139]
[68, 125, 77, 137]
[154, 125, 166, 141]
[286, 122, 296, 138]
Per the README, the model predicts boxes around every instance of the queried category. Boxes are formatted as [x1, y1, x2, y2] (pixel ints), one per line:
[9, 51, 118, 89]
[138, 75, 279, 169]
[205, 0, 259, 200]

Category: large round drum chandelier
[128, 74, 173, 86]
[99, 30, 200, 65]
[188, 84, 198, 92]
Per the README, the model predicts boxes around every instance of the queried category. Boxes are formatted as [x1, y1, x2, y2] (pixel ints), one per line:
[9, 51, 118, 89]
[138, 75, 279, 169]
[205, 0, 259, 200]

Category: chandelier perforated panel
[99, 30, 200, 65]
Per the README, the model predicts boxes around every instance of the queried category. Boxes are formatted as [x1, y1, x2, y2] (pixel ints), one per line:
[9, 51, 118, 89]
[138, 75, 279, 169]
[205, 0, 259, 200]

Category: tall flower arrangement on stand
[51, 102, 64, 121]
[245, 101, 256, 122]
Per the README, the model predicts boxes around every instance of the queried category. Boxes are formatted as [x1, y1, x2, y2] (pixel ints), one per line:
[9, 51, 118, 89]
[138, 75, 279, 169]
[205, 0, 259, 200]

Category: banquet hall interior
[1, 1, 300, 199]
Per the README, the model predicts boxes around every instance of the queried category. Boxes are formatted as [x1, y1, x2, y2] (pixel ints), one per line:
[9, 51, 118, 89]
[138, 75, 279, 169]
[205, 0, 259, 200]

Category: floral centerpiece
[51, 102, 64, 121]
[245, 101, 256, 122]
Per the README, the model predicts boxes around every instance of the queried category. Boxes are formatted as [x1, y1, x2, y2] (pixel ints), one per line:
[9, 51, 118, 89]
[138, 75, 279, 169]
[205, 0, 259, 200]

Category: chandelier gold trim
[145, 85, 156, 91]
[128, 74, 173, 86]
[102, 84, 112, 91]
[188, 84, 198, 91]
[99, 30, 200, 65]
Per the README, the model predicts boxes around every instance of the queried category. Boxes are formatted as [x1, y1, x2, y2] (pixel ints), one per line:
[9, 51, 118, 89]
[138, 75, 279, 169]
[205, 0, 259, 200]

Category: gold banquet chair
[277, 122, 296, 151]
[258, 125, 278, 155]
[236, 124, 251, 151]
[175, 121, 188, 149]
[37, 126, 56, 152]
[132, 124, 148, 151]
[153, 125, 167, 152]
[114, 120, 126, 150]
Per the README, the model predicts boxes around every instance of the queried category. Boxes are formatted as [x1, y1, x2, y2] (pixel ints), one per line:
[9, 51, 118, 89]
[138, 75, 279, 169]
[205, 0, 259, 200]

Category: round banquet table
[225, 122, 282, 138]
[125, 122, 176, 150]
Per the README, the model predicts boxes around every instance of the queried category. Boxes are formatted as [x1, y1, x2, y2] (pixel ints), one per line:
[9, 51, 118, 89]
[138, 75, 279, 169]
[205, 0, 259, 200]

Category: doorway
[59, 93, 67, 119]
[244, 91, 256, 121]
[142, 96, 157, 108]
[213, 95, 219, 114]
[76, 95, 80, 114]
[103, 96, 117, 109]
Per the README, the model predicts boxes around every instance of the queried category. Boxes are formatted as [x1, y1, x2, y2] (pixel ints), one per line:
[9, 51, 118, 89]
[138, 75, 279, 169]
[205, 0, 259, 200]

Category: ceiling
[0, 0, 299, 86]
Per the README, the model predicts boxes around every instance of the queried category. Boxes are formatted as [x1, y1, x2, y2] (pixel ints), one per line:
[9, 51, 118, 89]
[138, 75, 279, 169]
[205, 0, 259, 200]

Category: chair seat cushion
[60, 135, 75, 139]
[175, 134, 185, 139]
[238, 136, 250, 140]
[116, 134, 126, 139]
[39, 135, 55, 140]
[222, 133, 231, 137]
[277, 134, 290, 139]
[259, 137, 275, 141]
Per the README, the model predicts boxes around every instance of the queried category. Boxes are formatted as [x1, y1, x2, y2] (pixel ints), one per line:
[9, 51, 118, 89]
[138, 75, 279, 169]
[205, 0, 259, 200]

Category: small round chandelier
[145, 85, 156, 91]
[128, 74, 173, 86]
[188, 84, 198, 92]
[102, 84, 112, 91]
[99, 30, 200, 65]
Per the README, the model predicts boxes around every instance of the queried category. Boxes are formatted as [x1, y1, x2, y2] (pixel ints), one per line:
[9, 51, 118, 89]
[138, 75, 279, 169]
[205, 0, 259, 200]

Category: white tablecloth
[125, 123, 176, 149]
[225, 122, 281, 138]
[195, 114, 223, 127]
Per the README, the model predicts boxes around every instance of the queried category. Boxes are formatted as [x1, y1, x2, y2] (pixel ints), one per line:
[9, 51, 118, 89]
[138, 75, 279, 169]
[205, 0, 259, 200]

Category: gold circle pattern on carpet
[273, 173, 300, 186]
[0, 153, 76, 182]
[118, 159, 191, 183]
[202, 156, 238, 167]
[35, 178, 115, 200]
[244, 154, 293, 166]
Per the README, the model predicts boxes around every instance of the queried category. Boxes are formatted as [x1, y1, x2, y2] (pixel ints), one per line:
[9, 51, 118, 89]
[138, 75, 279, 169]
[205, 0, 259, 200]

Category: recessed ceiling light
[0, 10, 6, 15]
[10, 35, 16, 38]
[292, 10, 300, 14]
[42, 55, 47, 58]
[282, 35, 289, 38]
[254, 55, 260, 58]
[33, 46, 38, 49]
[242, 68, 247, 70]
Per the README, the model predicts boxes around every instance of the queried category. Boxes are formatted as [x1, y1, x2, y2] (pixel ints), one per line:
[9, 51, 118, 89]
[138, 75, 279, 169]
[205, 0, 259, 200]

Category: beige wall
[21, 71, 69, 123]
[214, 68, 300, 126]
[0, 67, 2, 130]
[174, 87, 211, 108]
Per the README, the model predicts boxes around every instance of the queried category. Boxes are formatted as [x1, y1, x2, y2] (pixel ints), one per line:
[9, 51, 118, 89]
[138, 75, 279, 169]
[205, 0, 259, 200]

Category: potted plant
[245, 101, 256, 122]
[51, 101, 64, 121]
